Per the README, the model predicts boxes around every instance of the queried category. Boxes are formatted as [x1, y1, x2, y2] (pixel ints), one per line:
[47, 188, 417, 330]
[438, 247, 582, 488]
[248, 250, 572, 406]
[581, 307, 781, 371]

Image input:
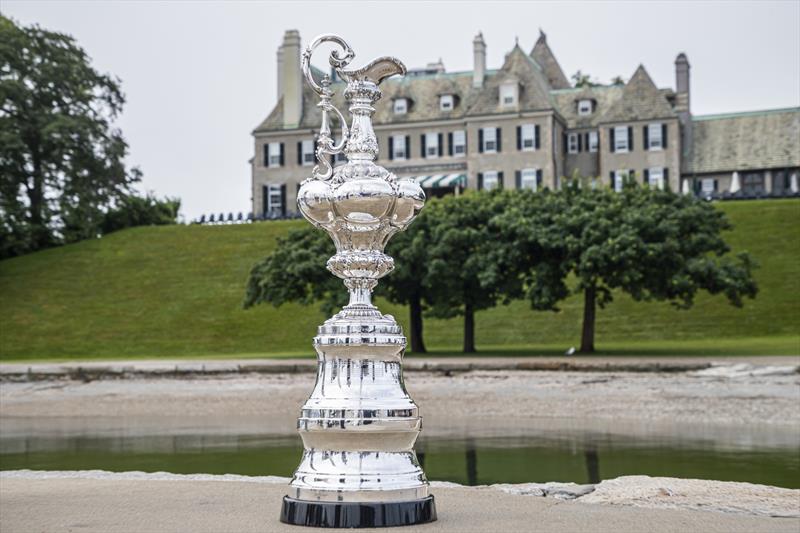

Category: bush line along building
[251, 30, 800, 217]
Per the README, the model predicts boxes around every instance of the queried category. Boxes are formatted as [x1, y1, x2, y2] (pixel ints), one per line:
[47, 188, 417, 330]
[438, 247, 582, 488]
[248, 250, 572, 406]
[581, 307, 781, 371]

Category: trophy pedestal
[280, 496, 437, 528]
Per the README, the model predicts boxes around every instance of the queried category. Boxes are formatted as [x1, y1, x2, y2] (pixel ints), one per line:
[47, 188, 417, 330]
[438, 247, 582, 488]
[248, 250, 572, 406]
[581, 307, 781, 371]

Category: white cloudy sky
[4, 1, 799, 219]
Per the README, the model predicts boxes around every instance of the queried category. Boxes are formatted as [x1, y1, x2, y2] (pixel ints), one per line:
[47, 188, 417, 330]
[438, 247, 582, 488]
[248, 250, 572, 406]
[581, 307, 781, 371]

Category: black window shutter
[420, 134, 426, 157]
[388, 137, 394, 160]
[644, 168, 649, 184]
[280, 184, 287, 216]
[477, 172, 483, 190]
[406, 135, 411, 158]
[713, 179, 718, 192]
[264, 144, 270, 166]
[297, 141, 302, 165]
[498, 171, 504, 189]
[662, 124, 668, 148]
[537, 169, 543, 188]
[627, 127, 633, 151]
[643, 126, 649, 150]
[438, 133, 443, 156]
[279, 143, 285, 166]
[448, 132, 453, 156]
[664, 167, 669, 185]
[535, 125, 540, 149]
[584, 133, 589, 151]
[262, 185, 268, 216]
[516, 126, 522, 150]
[609, 128, 615, 152]
[609, 171, 614, 184]
[515, 170, 521, 189]
[478, 129, 484, 153]
[578, 133, 583, 152]
[496, 128, 502, 152]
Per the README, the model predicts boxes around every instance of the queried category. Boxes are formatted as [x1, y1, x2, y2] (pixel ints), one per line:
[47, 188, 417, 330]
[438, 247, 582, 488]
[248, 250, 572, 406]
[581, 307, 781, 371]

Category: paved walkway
[2, 355, 798, 381]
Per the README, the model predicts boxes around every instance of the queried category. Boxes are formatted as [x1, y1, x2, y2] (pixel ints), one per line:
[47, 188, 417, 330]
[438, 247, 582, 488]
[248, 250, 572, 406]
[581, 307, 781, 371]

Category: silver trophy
[279, 35, 436, 528]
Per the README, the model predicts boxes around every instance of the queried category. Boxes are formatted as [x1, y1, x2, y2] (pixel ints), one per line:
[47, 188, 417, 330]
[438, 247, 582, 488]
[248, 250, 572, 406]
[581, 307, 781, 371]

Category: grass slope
[1, 200, 798, 360]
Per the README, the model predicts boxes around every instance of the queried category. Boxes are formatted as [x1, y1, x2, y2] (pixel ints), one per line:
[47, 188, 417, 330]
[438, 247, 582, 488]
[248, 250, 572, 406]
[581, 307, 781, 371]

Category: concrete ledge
[1, 471, 797, 532]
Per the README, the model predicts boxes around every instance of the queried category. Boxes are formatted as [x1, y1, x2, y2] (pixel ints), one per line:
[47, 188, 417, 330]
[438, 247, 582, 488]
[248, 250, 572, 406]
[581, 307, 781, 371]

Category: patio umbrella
[791, 173, 799, 193]
[729, 171, 741, 193]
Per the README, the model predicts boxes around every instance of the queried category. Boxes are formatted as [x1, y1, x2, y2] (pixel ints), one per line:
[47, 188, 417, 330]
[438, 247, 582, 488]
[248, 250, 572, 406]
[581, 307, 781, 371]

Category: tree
[0, 16, 140, 257]
[496, 180, 758, 353]
[571, 70, 599, 88]
[610, 75, 626, 86]
[101, 194, 180, 235]
[424, 191, 523, 353]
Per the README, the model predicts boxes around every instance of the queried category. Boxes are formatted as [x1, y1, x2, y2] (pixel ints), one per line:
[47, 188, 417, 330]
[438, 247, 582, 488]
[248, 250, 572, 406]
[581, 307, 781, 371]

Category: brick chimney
[281, 29, 302, 128]
[473, 32, 486, 89]
[675, 53, 692, 161]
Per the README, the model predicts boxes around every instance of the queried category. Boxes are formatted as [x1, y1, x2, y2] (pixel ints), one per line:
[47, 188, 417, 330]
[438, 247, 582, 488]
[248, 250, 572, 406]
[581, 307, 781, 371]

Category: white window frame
[568, 133, 579, 154]
[482, 127, 497, 153]
[614, 126, 629, 153]
[588, 131, 598, 153]
[521, 124, 536, 151]
[393, 135, 407, 160]
[268, 142, 281, 168]
[440, 94, 454, 111]
[483, 170, 499, 191]
[267, 184, 282, 214]
[701, 178, 715, 193]
[452, 130, 466, 156]
[425, 132, 439, 159]
[500, 84, 516, 107]
[301, 140, 315, 166]
[648, 123, 663, 150]
[521, 168, 538, 191]
[393, 98, 407, 115]
[578, 99, 592, 116]
[648, 167, 664, 190]
[614, 170, 628, 192]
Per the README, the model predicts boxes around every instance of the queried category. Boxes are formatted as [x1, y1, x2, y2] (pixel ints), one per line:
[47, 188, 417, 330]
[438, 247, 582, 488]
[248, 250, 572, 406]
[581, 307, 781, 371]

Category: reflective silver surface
[291, 35, 429, 504]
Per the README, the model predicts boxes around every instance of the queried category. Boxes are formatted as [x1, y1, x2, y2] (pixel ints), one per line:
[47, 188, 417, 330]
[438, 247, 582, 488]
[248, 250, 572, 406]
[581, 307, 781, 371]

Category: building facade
[251, 30, 800, 217]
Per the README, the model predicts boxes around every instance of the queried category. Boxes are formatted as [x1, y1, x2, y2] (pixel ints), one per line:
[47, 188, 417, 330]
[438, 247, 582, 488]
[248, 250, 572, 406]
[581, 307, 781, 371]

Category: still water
[2, 432, 798, 489]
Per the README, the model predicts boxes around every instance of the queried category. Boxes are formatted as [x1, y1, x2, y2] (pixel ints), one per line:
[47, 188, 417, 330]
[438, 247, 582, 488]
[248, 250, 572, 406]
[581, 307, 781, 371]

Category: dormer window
[499, 83, 518, 107]
[578, 99, 593, 116]
[393, 98, 408, 115]
[440, 94, 454, 111]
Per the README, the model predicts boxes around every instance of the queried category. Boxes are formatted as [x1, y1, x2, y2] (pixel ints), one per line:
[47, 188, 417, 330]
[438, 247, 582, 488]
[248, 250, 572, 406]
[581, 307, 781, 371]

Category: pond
[2, 431, 798, 489]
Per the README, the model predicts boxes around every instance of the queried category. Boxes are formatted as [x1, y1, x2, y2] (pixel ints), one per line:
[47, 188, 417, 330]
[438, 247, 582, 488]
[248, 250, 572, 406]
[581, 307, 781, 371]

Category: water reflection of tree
[584, 447, 600, 484]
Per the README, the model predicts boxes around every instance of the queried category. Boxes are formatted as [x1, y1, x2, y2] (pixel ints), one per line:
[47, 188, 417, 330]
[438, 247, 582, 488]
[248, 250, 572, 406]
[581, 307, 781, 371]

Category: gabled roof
[530, 30, 571, 90]
[688, 108, 800, 174]
[600, 65, 676, 123]
[550, 85, 625, 128]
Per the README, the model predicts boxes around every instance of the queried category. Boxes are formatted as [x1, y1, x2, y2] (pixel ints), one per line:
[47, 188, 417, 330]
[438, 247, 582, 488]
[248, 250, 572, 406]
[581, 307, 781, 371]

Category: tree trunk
[408, 291, 426, 353]
[580, 285, 596, 354]
[463, 303, 476, 353]
[27, 150, 49, 250]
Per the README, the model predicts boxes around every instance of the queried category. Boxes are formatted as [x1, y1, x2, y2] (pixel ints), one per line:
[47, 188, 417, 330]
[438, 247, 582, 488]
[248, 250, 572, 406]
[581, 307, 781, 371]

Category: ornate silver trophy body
[279, 35, 436, 528]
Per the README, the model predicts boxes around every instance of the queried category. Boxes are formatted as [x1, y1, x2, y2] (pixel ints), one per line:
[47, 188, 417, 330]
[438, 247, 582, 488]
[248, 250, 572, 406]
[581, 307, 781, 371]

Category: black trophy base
[280, 495, 437, 528]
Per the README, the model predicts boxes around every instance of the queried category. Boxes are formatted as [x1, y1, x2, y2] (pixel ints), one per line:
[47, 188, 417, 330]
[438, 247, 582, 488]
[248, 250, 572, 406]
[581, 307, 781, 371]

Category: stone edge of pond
[1, 470, 797, 518]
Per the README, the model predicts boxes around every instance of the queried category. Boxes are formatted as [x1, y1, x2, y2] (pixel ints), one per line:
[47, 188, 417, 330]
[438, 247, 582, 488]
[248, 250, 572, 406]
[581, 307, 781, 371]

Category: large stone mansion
[250, 30, 799, 217]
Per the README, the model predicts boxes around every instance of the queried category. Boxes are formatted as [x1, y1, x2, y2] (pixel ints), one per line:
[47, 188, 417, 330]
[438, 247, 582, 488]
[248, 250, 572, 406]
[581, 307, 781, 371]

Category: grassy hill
[1, 199, 798, 360]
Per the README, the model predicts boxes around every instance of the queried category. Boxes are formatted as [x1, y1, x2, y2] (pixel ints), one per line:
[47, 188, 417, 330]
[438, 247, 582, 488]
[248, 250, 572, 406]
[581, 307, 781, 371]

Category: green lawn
[1, 200, 798, 360]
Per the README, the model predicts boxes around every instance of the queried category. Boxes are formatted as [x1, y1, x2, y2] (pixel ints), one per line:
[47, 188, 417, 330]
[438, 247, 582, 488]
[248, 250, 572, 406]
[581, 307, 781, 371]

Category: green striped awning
[410, 173, 466, 188]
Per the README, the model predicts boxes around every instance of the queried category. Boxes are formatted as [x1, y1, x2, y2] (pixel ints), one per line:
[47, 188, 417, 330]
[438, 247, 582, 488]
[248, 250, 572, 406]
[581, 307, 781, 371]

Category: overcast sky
[4, 1, 799, 219]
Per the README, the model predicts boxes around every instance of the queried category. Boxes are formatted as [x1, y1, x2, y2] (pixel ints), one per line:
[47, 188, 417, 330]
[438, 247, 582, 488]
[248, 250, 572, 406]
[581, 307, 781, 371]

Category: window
[701, 178, 715, 193]
[521, 168, 538, 191]
[482, 127, 497, 153]
[588, 131, 598, 152]
[452, 130, 466, 156]
[393, 98, 407, 114]
[520, 124, 536, 151]
[266, 184, 283, 215]
[614, 170, 629, 192]
[742, 172, 765, 194]
[425, 132, 439, 158]
[500, 84, 517, 107]
[648, 167, 664, 190]
[648, 123, 663, 150]
[440, 94, 454, 111]
[268, 142, 282, 167]
[614, 126, 629, 153]
[568, 133, 579, 154]
[393, 135, 407, 160]
[483, 170, 499, 190]
[578, 99, 593, 116]
[301, 140, 314, 165]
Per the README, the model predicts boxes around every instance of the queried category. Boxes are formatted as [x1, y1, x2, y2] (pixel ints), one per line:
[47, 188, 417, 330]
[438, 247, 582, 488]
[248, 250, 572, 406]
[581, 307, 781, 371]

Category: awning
[409, 173, 466, 188]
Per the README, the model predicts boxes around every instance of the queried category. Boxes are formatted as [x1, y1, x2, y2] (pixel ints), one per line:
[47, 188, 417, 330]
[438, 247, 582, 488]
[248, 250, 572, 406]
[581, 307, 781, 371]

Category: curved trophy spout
[280, 34, 435, 529]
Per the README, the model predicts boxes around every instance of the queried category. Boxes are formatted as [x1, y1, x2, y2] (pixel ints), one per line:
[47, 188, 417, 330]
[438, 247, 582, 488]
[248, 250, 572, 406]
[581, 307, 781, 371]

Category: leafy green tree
[495, 180, 758, 353]
[425, 191, 523, 353]
[0, 16, 140, 257]
[101, 194, 180, 235]
[610, 75, 626, 85]
[571, 70, 599, 88]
